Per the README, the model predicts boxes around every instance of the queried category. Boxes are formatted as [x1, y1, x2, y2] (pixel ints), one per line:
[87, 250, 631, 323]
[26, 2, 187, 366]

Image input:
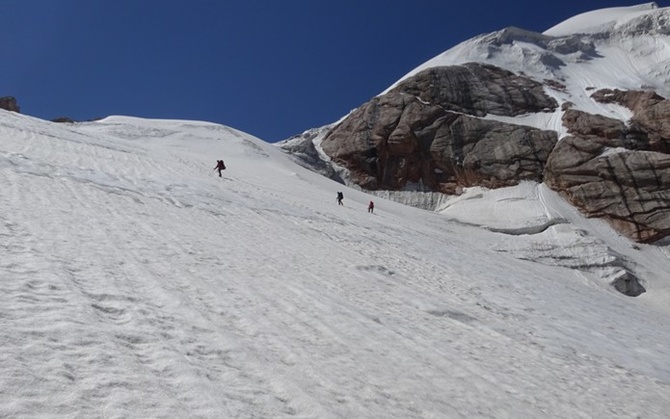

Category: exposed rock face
[591, 88, 670, 153]
[321, 63, 558, 194]
[545, 108, 670, 243]
[392, 62, 558, 117]
[0, 97, 20, 112]
[315, 63, 670, 244]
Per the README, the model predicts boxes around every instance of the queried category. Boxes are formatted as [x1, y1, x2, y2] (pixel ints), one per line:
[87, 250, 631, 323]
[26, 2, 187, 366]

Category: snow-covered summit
[544, 2, 663, 36]
[385, 2, 670, 115]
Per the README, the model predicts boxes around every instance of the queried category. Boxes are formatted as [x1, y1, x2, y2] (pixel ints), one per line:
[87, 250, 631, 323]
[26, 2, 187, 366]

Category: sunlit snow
[3, 3, 670, 418]
[2, 110, 670, 417]
[543, 3, 660, 36]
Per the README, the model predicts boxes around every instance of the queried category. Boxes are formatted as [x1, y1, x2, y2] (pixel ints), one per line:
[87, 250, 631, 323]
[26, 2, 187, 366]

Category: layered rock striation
[545, 92, 670, 243]
[320, 63, 558, 194]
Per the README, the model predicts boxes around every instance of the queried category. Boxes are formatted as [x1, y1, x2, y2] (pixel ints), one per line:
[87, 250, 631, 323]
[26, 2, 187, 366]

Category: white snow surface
[2, 111, 670, 417]
[543, 2, 661, 36]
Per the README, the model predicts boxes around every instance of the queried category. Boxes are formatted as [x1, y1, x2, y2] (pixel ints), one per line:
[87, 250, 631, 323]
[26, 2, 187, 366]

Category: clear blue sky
[3, 0, 667, 142]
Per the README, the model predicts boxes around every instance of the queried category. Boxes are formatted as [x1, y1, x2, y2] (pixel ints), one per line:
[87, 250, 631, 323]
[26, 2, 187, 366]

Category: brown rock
[591, 89, 670, 153]
[321, 88, 557, 194]
[0, 96, 20, 112]
[545, 119, 670, 242]
[391, 62, 559, 117]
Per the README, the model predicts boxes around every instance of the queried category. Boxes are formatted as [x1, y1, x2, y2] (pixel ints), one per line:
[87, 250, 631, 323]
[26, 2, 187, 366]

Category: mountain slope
[2, 110, 670, 417]
[280, 2, 669, 293]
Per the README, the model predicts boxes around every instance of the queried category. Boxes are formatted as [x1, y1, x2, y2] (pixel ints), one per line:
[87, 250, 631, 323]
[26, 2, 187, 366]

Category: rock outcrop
[392, 62, 558, 117]
[321, 63, 558, 194]
[293, 62, 670, 245]
[591, 89, 670, 153]
[0, 96, 20, 112]
[318, 65, 670, 243]
[545, 106, 670, 243]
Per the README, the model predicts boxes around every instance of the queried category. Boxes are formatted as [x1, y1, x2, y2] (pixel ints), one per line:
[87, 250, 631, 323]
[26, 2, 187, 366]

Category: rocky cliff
[545, 92, 670, 243]
[320, 63, 559, 194]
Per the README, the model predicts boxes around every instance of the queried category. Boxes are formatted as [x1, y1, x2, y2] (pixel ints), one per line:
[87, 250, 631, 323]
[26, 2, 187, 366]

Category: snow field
[2, 111, 670, 417]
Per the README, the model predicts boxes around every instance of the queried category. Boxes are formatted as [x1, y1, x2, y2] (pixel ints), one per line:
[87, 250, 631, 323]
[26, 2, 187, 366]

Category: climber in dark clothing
[214, 160, 226, 177]
[337, 191, 344, 205]
[368, 201, 374, 213]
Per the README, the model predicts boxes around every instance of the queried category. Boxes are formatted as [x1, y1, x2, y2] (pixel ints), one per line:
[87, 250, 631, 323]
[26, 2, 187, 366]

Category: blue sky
[3, 0, 668, 142]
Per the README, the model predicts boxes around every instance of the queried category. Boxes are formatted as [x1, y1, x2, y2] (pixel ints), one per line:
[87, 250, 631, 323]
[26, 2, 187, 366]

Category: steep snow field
[2, 111, 670, 417]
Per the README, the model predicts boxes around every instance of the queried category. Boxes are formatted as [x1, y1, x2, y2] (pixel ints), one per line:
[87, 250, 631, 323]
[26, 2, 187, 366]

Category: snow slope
[2, 110, 670, 417]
